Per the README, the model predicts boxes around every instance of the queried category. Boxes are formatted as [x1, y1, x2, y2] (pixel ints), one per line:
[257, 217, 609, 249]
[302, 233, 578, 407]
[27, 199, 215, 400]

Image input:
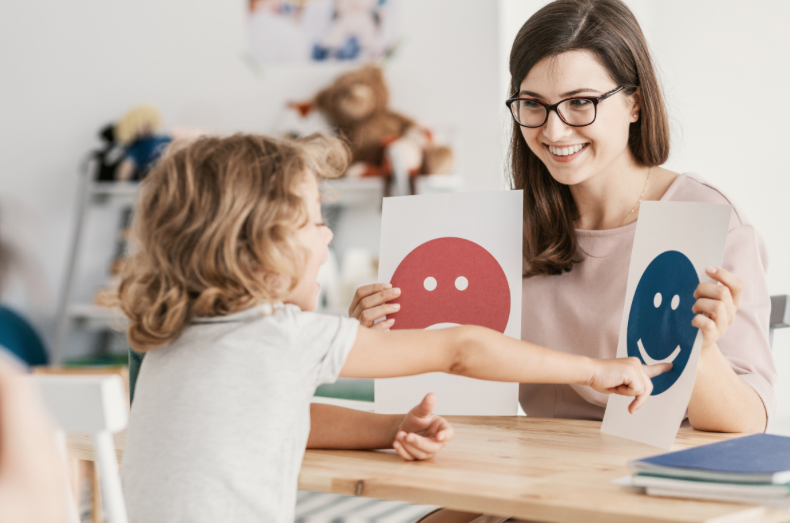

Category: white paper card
[375, 191, 523, 415]
[601, 201, 732, 448]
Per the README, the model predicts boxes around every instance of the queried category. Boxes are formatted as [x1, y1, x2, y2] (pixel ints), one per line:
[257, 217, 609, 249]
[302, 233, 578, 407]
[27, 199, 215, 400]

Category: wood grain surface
[67, 416, 790, 523]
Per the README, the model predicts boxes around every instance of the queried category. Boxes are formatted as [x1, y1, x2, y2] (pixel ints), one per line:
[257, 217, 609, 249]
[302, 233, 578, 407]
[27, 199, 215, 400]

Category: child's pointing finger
[643, 362, 672, 378]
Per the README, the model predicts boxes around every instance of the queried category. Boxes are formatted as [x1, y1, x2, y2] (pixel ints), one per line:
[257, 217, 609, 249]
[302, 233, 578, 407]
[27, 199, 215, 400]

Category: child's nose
[324, 226, 334, 244]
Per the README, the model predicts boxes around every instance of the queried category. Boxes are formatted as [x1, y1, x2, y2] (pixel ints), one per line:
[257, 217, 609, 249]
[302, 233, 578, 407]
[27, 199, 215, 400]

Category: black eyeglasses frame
[506, 86, 626, 128]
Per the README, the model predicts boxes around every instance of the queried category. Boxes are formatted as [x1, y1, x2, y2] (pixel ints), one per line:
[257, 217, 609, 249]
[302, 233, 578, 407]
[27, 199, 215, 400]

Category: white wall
[0, 0, 502, 356]
[500, 0, 790, 433]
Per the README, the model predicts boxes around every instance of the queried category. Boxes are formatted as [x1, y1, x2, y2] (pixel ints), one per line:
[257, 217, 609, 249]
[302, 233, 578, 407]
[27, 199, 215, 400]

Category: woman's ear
[630, 87, 642, 122]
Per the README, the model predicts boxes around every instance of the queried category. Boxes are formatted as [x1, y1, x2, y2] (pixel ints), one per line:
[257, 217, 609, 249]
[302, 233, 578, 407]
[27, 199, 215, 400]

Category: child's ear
[256, 269, 292, 298]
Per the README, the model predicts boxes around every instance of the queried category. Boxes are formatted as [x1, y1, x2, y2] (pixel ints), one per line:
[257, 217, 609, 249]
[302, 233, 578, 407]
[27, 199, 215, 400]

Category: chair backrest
[769, 294, 790, 348]
[33, 374, 129, 523]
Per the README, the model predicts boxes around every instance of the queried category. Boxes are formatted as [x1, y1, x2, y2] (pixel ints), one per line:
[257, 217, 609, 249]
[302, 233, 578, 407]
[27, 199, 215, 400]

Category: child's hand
[349, 283, 401, 329]
[587, 358, 672, 414]
[392, 393, 453, 461]
[692, 266, 743, 351]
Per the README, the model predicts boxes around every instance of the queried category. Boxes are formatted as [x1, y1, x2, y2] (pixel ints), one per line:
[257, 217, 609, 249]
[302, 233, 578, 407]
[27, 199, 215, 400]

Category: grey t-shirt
[121, 303, 359, 523]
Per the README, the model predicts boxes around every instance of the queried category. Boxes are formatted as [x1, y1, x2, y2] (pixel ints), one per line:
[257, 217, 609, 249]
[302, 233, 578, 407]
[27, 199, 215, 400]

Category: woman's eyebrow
[518, 87, 603, 98]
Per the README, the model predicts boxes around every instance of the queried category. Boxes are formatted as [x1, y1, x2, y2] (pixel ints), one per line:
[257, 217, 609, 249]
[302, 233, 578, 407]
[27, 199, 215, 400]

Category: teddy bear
[312, 66, 453, 181]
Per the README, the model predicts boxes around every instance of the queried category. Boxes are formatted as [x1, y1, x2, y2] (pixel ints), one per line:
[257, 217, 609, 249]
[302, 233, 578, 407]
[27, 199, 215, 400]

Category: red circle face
[389, 237, 511, 333]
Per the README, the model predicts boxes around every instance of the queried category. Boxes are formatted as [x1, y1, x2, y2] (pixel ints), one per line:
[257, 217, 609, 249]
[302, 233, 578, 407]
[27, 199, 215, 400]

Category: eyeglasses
[506, 86, 625, 128]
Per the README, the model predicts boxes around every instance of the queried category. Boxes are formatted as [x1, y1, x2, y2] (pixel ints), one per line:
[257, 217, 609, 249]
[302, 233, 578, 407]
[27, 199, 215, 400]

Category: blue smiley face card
[602, 201, 732, 449]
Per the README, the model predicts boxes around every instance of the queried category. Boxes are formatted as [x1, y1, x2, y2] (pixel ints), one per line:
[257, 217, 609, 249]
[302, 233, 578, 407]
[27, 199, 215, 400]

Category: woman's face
[517, 50, 639, 187]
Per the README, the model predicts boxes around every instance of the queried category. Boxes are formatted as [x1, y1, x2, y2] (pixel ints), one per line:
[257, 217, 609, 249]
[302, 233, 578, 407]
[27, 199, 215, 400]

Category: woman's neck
[570, 153, 651, 231]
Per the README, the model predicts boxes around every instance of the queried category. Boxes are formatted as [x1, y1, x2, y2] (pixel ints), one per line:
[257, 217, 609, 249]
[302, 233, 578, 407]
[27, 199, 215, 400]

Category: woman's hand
[692, 267, 743, 351]
[587, 357, 672, 414]
[349, 283, 401, 329]
[392, 393, 454, 461]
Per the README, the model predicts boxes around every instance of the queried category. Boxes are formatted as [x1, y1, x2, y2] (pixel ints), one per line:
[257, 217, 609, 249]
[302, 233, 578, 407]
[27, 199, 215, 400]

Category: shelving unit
[53, 176, 139, 365]
[323, 174, 462, 205]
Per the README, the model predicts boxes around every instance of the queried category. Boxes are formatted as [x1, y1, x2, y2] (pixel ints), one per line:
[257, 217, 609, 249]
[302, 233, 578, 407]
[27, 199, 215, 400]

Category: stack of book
[616, 433, 790, 508]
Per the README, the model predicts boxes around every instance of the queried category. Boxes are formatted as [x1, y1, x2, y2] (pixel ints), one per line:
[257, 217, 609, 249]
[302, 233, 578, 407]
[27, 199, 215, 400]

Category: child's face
[285, 174, 333, 311]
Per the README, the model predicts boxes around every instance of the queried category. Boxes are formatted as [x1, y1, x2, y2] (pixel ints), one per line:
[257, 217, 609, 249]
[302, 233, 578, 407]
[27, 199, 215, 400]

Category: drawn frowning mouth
[637, 339, 681, 366]
[425, 323, 462, 331]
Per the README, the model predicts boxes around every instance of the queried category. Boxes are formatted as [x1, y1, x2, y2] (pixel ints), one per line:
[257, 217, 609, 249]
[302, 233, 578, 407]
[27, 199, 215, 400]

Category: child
[118, 134, 669, 523]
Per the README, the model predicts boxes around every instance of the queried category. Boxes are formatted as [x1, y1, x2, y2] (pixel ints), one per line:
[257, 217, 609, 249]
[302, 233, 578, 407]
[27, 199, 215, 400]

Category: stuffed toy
[114, 105, 172, 181]
[312, 66, 453, 180]
[92, 124, 126, 182]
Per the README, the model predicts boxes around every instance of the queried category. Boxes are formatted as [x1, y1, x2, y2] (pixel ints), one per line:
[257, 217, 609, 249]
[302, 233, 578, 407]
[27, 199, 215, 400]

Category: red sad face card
[389, 237, 510, 333]
[375, 191, 523, 416]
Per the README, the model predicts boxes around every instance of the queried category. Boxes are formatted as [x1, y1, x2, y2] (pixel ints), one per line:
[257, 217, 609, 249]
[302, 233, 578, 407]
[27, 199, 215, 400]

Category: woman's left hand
[692, 267, 744, 350]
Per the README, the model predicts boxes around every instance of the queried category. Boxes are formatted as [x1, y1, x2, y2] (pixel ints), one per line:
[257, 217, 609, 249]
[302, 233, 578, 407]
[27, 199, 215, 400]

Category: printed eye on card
[375, 191, 523, 415]
[601, 201, 732, 449]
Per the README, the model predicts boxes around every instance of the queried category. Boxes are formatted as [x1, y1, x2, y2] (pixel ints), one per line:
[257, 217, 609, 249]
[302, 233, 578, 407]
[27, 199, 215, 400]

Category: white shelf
[323, 174, 462, 206]
[83, 175, 461, 209]
[323, 177, 385, 206]
[67, 304, 128, 330]
[88, 182, 140, 205]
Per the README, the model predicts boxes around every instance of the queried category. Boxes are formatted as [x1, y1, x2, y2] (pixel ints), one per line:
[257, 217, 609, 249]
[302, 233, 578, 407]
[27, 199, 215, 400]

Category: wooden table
[67, 417, 790, 523]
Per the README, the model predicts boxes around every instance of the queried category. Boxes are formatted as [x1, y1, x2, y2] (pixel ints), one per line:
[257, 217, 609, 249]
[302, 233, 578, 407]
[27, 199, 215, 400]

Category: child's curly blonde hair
[118, 133, 349, 352]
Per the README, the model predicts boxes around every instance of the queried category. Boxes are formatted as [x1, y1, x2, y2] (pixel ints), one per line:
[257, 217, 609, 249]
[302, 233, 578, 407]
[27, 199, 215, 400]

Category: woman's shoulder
[661, 172, 751, 229]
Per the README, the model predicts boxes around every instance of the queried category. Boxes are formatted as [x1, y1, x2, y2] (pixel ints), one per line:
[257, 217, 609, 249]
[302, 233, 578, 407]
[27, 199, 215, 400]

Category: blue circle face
[626, 250, 699, 395]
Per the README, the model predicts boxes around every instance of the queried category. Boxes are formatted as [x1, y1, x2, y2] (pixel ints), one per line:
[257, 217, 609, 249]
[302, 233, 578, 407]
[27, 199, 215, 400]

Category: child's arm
[341, 325, 671, 413]
[308, 393, 453, 461]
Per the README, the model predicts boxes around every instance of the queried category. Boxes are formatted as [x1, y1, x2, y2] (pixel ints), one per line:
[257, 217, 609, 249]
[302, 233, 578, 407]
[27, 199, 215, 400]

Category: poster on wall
[601, 201, 732, 449]
[249, 0, 399, 65]
[375, 191, 523, 415]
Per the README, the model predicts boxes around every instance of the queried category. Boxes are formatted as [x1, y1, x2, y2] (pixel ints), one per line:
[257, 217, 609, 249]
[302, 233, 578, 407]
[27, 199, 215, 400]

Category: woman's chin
[546, 166, 593, 187]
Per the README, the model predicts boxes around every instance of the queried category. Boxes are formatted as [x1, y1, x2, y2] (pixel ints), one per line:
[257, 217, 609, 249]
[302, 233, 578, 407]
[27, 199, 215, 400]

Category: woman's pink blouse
[519, 173, 777, 423]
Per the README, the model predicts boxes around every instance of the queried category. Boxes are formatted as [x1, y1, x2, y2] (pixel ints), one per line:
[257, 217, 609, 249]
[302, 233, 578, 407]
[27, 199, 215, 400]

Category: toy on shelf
[114, 106, 172, 182]
[290, 66, 454, 193]
[92, 124, 127, 182]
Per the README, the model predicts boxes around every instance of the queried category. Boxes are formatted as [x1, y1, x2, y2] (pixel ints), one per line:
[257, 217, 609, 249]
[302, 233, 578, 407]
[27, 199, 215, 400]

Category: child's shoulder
[279, 306, 361, 345]
[188, 303, 359, 348]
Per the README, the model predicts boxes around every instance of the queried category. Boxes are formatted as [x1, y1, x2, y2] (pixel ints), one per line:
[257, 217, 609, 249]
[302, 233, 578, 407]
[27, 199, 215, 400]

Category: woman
[351, 1, 776, 519]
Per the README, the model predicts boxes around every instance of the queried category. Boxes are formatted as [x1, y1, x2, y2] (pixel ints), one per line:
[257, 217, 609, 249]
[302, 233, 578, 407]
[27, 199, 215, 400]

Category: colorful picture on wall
[248, 0, 399, 64]
[601, 201, 732, 449]
[375, 191, 523, 416]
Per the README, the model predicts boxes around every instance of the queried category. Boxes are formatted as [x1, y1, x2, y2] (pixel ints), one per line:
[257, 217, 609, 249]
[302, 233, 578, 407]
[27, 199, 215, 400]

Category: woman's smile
[543, 142, 589, 163]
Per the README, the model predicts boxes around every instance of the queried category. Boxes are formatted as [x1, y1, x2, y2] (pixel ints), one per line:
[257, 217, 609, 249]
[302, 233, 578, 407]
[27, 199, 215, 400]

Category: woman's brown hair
[509, 0, 670, 277]
[118, 133, 349, 352]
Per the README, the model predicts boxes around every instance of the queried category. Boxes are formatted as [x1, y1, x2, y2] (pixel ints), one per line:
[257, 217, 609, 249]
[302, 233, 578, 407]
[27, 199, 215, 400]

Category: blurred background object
[248, 0, 400, 65]
[113, 106, 172, 182]
[0, 198, 51, 366]
[0, 354, 69, 523]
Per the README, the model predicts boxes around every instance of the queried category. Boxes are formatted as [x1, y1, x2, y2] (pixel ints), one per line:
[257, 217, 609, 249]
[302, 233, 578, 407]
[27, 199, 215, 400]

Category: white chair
[33, 374, 129, 523]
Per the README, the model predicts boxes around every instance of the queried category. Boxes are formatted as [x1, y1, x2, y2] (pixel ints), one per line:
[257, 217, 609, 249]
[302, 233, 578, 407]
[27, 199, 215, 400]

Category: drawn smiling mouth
[637, 339, 681, 366]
